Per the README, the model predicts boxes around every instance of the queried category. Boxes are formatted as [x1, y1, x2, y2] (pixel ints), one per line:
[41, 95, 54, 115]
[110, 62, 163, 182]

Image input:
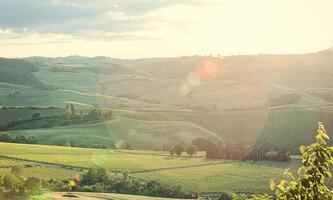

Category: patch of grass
[7, 116, 217, 150]
[117, 109, 333, 152]
[134, 160, 301, 194]
[0, 142, 220, 173]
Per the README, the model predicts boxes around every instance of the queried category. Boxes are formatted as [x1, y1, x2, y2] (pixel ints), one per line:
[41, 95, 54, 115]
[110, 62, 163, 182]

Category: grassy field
[0, 83, 176, 110]
[134, 161, 300, 194]
[117, 109, 333, 152]
[6, 115, 218, 149]
[3, 106, 333, 152]
[0, 167, 79, 180]
[0, 143, 222, 172]
[0, 142, 307, 194]
[0, 107, 65, 126]
[0, 157, 78, 180]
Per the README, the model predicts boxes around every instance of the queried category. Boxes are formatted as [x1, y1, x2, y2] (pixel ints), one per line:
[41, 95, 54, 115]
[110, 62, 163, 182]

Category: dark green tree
[186, 145, 197, 157]
[174, 144, 184, 156]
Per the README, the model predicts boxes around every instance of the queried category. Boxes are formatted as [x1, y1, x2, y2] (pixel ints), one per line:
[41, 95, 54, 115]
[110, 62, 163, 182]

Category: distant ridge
[0, 58, 52, 89]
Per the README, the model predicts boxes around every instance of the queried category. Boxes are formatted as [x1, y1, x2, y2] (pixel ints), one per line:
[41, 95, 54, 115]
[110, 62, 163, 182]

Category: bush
[270, 122, 333, 199]
[80, 167, 110, 185]
[11, 165, 23, 177]
[24, 177, 42, 195]
[78, 167, 195, 199]
[0, 174, 43, 198]
[31, 112, 41, 119]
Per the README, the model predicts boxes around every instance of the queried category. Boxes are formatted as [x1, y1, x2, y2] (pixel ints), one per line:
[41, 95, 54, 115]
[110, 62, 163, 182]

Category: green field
[117, 109, 333, 152]
[0, 107, 65, 126]
[134, 161, 300, 194]
[3, 106, 333, 152]
[0, 143, 221, 172]
[0, 83, 176, 110]
[0, 142, 306, 194]
[6, 115, 218, 149]
[0, 157, 79, 180]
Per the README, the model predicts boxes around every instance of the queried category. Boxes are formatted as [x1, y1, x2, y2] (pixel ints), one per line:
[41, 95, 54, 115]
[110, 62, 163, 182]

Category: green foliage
[0, 173, 42, 198]
[24, 177, 42, 195]
[271, 122, 333, 200]
[31, 112, 41, 119]
[0, 134, 38, 144]
[78, 167, 194, 199]
[11, 165, 23, 177]
[173, 144, 184, 156]
[81, 167, 110, 185]
[186, 145, 197, 156]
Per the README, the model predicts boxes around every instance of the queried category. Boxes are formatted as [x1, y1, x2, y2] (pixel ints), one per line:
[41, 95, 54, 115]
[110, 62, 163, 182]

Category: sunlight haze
[0, 0, 333, 58]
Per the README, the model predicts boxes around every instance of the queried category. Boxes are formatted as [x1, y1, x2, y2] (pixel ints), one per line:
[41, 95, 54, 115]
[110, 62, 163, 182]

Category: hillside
[25, 50, 333, 111]
[116, 109, 333, 152]
[1, 50, 333, 152]
[3, 114, 220, 150]
[0, 58, 49, 88]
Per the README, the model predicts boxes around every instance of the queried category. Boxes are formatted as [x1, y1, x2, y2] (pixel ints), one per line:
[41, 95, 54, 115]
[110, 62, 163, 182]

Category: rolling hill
[25, 49, 333, 111]
[1, 49, 333, 152]
[0, 58, 49, 88]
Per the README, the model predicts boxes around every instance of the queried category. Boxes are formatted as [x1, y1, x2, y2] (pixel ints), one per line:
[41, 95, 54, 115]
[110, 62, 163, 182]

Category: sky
[0, 0, 332, 58]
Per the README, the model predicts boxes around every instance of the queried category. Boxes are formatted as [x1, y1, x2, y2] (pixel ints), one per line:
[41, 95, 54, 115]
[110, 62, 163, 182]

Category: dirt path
[131, 161, 231, 174]
[41, 192, 190, 200]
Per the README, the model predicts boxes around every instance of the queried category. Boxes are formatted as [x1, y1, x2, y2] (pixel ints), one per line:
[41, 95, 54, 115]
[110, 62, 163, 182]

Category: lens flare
[179, 84, 190, 96]
[91, 153, 108, 166]
[198, 59, 219, 80]
[187, 72, 201, 87]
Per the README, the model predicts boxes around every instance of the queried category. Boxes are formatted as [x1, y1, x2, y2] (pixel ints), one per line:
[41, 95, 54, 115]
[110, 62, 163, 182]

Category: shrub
[11, 165, 23, 177]
[78, 167, 195, 199]
[270, 122, 333, 199]
[80, 167, 110, 185]
[31, 112, 41, 119]
[24, 177, 42, 195]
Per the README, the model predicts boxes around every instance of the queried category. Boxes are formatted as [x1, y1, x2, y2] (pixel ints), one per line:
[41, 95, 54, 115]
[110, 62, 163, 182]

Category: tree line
[190, 137, 291, 162]
[0, 134, 38, 144]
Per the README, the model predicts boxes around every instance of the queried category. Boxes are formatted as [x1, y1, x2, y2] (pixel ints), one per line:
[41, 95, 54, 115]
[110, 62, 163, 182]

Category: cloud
[0, 0, 203, 44]
[0, 0, 219, 32]
[0, 0, 103, 28]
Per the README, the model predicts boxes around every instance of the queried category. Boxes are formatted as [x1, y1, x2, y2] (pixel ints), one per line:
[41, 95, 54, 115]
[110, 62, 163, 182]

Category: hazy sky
[0, 0, 332, 58]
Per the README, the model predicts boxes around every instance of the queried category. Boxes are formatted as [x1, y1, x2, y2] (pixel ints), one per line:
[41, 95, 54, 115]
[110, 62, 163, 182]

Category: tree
[173, 144, 184, 156]
[186, 145, 197, 157]
[270, 122, 333, 200]
[192, 137, 215, 151]
[80, 167, 110, 185]
[65, 141, 71, 147]
[121, 142, 132, 150]
[31, 112, 41, 119]
[0, 134, 13, 142]
[69, 104, 75, 117]
[169, 148, 175, 156]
